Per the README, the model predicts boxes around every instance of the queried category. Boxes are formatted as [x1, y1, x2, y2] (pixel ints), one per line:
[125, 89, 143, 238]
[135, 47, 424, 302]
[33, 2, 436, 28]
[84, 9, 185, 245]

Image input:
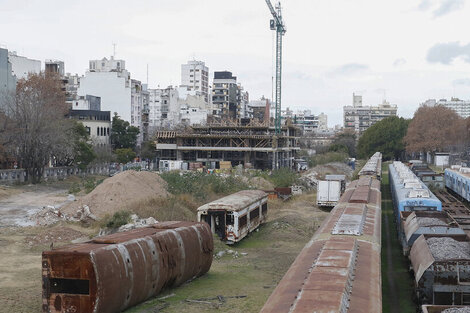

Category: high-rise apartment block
[211, 71, 239, 119]
[78, 56, 131, 122]
[343, 93, 397, 134]
[422, 98, 470, 118]
[181, 60, 209, 103]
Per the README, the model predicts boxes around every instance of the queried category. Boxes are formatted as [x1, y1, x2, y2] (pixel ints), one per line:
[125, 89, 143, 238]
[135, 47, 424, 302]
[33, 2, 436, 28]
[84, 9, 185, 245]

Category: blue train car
[445, 166, 470, 201]
[389, 162, 442, 223]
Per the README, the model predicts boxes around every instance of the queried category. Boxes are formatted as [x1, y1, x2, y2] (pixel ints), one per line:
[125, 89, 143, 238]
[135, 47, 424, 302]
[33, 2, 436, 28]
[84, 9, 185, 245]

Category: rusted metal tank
[42, 221, 213, 313]
[410, 234, 470, 305]
[260, 174, 382, 312]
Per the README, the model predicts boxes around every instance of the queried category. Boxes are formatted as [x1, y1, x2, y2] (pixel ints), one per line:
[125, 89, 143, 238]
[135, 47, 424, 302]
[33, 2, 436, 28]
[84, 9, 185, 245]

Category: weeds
[102, 210, 132, 229]
[307, 151, 348, 168]
[160, 172, 249, 201]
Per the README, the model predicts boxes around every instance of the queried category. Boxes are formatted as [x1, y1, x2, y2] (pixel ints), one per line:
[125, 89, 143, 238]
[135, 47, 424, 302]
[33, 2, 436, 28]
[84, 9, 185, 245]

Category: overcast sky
[1, 0, 470, 126]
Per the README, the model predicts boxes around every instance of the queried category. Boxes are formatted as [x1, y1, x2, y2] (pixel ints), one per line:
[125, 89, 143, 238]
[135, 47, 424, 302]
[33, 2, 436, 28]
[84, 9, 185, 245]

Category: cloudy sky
[1, 0, 470, 126]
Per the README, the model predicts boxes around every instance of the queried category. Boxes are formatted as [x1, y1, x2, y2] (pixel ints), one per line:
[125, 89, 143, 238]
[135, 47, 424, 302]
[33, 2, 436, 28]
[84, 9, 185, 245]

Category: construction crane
[265, 0, 286, 134]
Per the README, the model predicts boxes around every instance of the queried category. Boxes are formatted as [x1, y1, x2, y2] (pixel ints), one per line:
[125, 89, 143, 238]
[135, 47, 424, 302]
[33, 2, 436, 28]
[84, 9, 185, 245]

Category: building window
[97, 127, 99, 136]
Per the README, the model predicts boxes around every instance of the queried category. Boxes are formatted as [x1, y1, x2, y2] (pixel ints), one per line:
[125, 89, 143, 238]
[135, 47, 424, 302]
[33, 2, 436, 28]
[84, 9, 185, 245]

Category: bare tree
[1, 73, 73, 183]
[404, 105, 466, 154]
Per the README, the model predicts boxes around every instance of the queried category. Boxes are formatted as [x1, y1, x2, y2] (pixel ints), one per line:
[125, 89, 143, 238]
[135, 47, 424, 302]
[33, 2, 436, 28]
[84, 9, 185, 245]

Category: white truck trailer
[316, 180, 341, 207]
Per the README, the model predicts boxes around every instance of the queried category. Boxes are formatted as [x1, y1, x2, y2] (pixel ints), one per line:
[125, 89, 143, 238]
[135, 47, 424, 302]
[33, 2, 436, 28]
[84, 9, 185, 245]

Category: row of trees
[0, 73, 142, 183]
[357, 104, 467, 161]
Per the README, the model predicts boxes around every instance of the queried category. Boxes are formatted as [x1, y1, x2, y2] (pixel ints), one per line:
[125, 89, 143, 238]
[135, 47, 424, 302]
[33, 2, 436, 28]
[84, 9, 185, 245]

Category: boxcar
[197, 190, 268, 244]
[260, 153, 383, 313]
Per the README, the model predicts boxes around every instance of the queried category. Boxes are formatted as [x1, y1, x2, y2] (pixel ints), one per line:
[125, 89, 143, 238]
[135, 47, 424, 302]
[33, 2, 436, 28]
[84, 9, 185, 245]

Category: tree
[357, 116, 410, 160]
[330, 130, 356, 157]
[110, 113, 139, 150]
[404, 105, 465, 154]
[1, 73, 72, 183]
[115, 148, 136, 164]
[72, 123, 96, 169]
[139, 140, 156, 160]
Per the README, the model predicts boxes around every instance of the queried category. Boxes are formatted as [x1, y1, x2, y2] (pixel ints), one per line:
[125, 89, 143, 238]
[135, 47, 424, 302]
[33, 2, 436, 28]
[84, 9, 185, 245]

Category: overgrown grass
[100, 210, 132, 229]
[381, 163, 416, 313]
[251, 168, 300, 188]
[306, 151, 349, 168]
[67, 176, 104, 195]
[129, 194, 199, 222]
[159, 172, 250, 201]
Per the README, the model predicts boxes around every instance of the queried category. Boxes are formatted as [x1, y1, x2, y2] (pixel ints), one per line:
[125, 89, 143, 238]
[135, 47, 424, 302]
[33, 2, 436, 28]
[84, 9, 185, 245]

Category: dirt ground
[0, 185, 70, 227]
[0, 191, 328, 313]
[125, 193, 329, 313]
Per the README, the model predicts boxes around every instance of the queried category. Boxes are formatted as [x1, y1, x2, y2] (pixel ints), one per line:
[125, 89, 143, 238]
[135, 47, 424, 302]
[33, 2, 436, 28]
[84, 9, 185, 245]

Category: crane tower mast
[265, 0, 286, 134]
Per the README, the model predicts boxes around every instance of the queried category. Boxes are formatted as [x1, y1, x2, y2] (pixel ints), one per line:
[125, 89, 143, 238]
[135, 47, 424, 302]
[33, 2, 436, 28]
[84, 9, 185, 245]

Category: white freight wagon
[316, 180, 341, 207]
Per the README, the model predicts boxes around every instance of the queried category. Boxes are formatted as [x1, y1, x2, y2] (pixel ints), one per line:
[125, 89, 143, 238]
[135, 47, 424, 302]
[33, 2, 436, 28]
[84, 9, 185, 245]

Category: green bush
[68, 183, 81, 194]
[105, 210, 132, 229]
[159, 171, 249, 201]
[269, 168, 299, 188]
[307, 151, 348, 167]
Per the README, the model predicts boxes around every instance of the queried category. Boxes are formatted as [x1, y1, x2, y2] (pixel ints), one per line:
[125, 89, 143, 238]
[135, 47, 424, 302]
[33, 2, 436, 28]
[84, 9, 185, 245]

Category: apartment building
[343, 93, 397, 135]
[181, 60, 209, 103]
[422, 98, 470, 118]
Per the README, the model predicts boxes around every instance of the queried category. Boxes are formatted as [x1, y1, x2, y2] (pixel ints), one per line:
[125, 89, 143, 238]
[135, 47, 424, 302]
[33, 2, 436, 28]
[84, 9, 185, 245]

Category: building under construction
[154, 120, 300, 170]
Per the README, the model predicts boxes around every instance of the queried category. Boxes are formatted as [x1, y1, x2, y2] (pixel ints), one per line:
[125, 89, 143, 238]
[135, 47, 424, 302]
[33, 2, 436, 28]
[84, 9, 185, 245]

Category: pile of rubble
[98, 214, 158, 236]
[32, 204, 97, 226]
[417, 217, 448, 227]
[427, 237, 470, 260]
[299, 171, 318, 189]
[118, 214, 158, 232]
[442, 308, 470, 313]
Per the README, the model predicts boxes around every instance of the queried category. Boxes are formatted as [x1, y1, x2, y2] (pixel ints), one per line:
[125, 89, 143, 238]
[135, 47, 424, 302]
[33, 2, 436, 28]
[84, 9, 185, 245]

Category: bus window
[239, 215, 247, 228]
[226, 212, 234, 225]
[262, 203, 268, 215]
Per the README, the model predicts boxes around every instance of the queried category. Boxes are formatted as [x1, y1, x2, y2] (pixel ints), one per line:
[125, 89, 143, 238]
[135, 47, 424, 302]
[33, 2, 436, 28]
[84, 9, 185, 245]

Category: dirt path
[0, 186, 69, 227]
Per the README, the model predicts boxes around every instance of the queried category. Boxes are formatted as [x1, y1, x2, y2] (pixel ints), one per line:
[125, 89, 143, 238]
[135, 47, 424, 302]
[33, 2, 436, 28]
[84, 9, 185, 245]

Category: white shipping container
[316, 180, 341, 207]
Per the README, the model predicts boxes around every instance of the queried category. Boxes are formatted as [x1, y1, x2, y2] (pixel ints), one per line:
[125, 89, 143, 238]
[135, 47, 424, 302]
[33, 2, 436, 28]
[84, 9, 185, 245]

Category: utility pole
[265, 0, 286, 134]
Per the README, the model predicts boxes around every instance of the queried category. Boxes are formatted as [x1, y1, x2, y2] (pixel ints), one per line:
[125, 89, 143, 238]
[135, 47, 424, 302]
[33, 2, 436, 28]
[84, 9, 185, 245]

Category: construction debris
[32, 204, 97, 226]
[427, 237, 470, 260]
[118, 214, 158, 232]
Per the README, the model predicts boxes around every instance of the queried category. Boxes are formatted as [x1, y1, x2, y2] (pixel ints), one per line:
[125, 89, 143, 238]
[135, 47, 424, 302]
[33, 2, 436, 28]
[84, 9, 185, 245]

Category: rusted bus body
[398, 211, 465, 256]
[410, 234, 470, 305]
[422, 305, 470, 313]
[358, 152, 382, 180]
[260, 175, 382, 313]
[42, 221, 213, 313]
[197, 190, 268, 244]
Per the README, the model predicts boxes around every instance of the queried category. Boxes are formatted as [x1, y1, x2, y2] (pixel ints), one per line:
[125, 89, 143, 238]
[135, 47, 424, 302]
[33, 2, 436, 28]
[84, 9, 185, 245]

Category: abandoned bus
[197, 190, 268, 244]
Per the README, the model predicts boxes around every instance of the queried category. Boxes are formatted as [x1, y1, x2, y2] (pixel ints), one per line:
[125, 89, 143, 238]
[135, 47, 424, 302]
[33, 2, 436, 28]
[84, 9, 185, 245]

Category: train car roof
[197, 190, 268, 213]
[446, 167, 470, 179]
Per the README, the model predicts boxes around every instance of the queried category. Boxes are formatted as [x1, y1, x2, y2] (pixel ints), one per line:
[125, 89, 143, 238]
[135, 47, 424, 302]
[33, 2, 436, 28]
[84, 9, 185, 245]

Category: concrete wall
[8, 52, 41, 80]
[0, 48, 16, 96]
[0, 164, 110, 185]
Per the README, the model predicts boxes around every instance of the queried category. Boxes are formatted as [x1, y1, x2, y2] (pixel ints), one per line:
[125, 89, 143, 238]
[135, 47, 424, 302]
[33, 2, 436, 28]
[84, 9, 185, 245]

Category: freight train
[42, 221, 213, 313]
[391, 162, 470, 309]
[260, 152, 383, 313]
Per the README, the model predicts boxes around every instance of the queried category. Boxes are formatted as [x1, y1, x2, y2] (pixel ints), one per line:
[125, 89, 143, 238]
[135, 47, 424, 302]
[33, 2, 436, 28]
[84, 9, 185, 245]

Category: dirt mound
[63, 171, 169, 218]
[249, 177, 274, 190]
[25, 227, 86, 245]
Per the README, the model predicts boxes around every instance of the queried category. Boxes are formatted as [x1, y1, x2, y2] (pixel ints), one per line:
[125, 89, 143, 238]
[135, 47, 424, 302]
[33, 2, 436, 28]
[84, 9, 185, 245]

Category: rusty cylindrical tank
[42, 221, 213, 313]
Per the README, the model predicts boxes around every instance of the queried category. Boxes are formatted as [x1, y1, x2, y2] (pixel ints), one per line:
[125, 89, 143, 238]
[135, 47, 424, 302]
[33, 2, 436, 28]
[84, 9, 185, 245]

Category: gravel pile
[417, 217, 447, 227]
[427, 237, 470, 260]
[442, 308, 470, 313]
